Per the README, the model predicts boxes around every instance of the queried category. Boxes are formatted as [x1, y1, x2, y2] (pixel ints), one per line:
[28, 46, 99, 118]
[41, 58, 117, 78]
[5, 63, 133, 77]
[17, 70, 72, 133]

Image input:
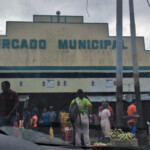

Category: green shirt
[70, 97, 91, 114]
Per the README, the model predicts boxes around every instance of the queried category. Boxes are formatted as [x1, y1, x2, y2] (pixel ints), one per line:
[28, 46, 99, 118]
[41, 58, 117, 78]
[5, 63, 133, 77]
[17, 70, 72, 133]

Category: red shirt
[99, 105, 114, 116]
[0, 89, 19, 116]
[108, 105, 114, 116]
[127, 104, 137, 123]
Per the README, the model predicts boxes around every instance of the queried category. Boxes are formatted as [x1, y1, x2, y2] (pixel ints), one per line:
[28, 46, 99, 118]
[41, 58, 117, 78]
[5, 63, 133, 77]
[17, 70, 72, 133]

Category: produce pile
[92, 129, 136, 147]
[92, 141, 112, 147]
[110, 129, 135, 140]
[93, 142, 107, 147]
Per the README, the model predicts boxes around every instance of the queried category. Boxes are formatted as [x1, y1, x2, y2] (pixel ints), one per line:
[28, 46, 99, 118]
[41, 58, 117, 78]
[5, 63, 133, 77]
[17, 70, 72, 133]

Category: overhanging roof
[87, 94, 150, 102]
[87, 95, 116, 102]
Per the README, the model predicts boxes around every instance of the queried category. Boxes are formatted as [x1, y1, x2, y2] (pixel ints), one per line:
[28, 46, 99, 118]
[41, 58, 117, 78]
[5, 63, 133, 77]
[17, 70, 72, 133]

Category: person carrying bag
[69, 89, 92, 146]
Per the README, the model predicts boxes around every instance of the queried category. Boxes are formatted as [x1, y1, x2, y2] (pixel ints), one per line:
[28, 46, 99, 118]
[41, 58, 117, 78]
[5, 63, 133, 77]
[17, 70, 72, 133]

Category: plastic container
[65, 127, 73, 142]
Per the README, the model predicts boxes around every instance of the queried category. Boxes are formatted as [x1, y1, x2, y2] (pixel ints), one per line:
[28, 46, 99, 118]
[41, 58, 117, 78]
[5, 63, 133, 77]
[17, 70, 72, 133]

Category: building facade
[0, 14, 150, 103]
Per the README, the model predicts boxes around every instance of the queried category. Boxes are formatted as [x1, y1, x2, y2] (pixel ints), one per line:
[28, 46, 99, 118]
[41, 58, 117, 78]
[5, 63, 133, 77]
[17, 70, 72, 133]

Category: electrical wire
[147, 0, 150, 7]
[86, 0, 90, 17]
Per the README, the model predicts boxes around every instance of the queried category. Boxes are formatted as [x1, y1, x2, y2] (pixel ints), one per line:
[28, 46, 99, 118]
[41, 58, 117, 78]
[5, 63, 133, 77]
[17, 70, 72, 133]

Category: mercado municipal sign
[0, 39, 128, 50]
[58, 39, 128, 49]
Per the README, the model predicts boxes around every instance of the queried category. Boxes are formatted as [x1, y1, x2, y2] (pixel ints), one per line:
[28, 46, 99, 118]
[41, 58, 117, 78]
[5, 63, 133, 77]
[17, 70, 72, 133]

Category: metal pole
[116, 0, 123, 128]
[129, 0, 143, 129]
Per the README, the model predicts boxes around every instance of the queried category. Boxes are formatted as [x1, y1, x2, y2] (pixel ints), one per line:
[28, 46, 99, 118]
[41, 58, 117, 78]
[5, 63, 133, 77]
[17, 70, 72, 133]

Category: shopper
[70, 89, 92, 146]
[99, 101, 111, 143]
[127, 99, 137, 130]
[30, 110, 38, 131]
[48, 106, 56, 128]
[106, 101, 114, 127]
[48, 106, 57, 136]
[99, 101, 114, 128]
[92, 111, 103, 141]
[40, 107, 50, 134]
[23, 108, 31, 129]
[0, 81, 19, 126]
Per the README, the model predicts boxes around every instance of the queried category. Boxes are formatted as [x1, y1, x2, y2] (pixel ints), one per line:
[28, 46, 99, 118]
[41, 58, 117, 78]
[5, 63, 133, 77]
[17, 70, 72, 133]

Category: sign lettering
[58, 39, 128, 50]
[0, 39, 46, 49]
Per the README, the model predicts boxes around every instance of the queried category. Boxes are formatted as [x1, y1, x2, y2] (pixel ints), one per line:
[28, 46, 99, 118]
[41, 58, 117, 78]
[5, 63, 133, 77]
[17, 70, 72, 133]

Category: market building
[0, 13, 150, 127]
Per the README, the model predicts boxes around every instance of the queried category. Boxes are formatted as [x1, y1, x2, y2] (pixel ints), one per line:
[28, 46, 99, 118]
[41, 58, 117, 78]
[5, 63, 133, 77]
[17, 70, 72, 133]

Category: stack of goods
[110, 129, 138, 146]
[60, 113, 72, 132]
[110, 129, 135, 140]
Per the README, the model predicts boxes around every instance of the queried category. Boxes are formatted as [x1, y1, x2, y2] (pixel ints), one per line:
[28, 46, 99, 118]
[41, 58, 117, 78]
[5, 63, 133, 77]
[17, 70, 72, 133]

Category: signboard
[46, 79, 55, 88]
[106, 79, 114, 87]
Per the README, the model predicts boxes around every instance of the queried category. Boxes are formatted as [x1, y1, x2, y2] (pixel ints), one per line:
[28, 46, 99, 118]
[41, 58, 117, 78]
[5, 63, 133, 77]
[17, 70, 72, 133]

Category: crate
[111, 139, 138, 147]
[60, 113, 72, 132]
[60, 113, 69, 123]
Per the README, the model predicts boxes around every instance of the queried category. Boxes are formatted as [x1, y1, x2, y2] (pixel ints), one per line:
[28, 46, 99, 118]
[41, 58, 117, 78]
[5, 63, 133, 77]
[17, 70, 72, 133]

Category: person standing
[23, 108, 31, 129]
[92, 112, 103, 141]
[70, 89, 92, 146]
[48, 106, 56, 128]
[0, 81, 19, 126]
[30, 110, 38, 131]
[106, 101, 114, 127]
[48, 106, 56, 136]
[99, 101, 114, 128]
[40, 107, 50, 134]
[99, 101, 114, 116]
[127, 100, 137, 130]
[99, 102, 111, 142]
[106, 101, 114, 116]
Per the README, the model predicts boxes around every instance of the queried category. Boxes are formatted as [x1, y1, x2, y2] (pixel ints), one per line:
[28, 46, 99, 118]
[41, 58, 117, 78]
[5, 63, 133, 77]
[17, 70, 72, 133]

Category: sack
[69, 99, 78, 123]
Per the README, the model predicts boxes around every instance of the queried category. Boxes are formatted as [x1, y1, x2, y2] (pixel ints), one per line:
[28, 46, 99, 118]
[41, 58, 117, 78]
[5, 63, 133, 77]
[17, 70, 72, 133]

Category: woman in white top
[99, 101, 111, 139]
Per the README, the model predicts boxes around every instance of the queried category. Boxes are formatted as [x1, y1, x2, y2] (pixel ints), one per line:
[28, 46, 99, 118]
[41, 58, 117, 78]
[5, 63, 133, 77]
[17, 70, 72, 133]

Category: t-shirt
[99, 105, 114, 116]
[41, 112, 50, 126]
[99, 109, 111, 120]
[127, 104, 137, 123]
[31, 115, 38, 127]
[70, 97, 91, 114]
[0, 89, 19, 116]
[49, 111, 56, 122]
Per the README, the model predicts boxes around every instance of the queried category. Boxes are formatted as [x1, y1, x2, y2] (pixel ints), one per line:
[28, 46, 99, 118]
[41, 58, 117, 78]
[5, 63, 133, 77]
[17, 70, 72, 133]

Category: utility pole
[116, 0, 123, 128]
[129, 0, 143, 128]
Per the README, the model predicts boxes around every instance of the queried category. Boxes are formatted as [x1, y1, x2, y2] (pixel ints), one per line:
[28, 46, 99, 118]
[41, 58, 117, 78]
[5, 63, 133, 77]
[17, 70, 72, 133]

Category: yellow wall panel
[0, 15, 149, 67]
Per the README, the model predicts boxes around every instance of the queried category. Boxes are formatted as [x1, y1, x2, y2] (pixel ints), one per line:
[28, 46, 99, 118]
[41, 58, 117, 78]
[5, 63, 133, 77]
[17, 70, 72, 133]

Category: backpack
[69, 99, 79, 123]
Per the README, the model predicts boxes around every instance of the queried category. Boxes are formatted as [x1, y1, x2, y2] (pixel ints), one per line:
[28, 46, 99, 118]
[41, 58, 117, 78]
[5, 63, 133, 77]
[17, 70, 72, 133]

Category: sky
[0, 0, 150, 49]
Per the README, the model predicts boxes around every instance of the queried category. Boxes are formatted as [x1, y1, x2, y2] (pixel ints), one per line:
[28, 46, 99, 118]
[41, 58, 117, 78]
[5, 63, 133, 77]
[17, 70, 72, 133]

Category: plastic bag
[49, 127, 54, 137]
[49, 126, 54, 137]
[131, 125, 137, 135]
